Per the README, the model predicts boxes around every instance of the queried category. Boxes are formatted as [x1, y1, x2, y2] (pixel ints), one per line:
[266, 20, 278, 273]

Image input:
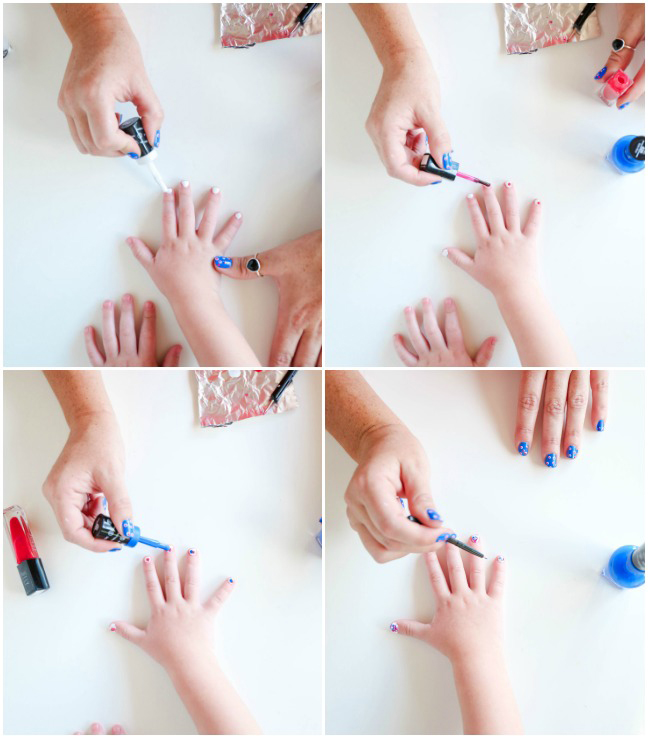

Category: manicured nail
[427, 509, 442, 521]
[188, 548, 196, 555]
[166, 545, 174, 553]
[442, 152, 451, 170]
[597, 419, 605, 431]
[567, 445, 579, 459]
[102, 497, 108, 511]
[235, 212, 242, 219]
[181, 180, 189, 188]
[436, 533, 452, 542]
[211, 186, 220, 194]
[109, 623, 116, 632]
[144, 556, 151, 563]
[505, 181, 512, 188]
[544, 453, 557, 468]
[467, 193, 474, 199]
[441, 248, 449, 257]
[594, 66, 607, 80]
[389, 622, 399, 633]
[164, 187, 173, 194]
[429, 181, 441, 185]
[214, 256, 232, 268]
[229, 578, 234, 583]
[128, 152, 139, 159]
[154, 129, 161, 148]
[109, 548, 121, 553]
[497, 555, 505, 562]
[425, 135, 428, 145]
[518, 441, 529, 456]
[534, 199, 541, 206]
[398, 497, 406, 508]
[122, 519, 134, 536]
[470, 535, 479, 543]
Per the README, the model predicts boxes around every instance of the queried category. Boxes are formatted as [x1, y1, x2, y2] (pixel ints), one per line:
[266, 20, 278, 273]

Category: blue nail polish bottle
[92, 514, 171, 551]
[607, 135, 645, 174]
[602, 543, 644, 588]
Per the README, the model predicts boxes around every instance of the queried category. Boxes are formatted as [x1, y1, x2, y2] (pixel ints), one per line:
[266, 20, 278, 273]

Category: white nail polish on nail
[165, 188, 173, 194]
[212, 187, 220, 194]
[181, 180, 189, 188]
[235, 212, 242, 219]
[441, 248, 449, 257]
[467, 193, 474, 199]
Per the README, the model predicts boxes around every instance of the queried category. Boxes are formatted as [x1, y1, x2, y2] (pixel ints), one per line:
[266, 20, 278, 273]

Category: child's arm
[84, 294, 182, 367]
[112, 548, 261, 735]
[444, 182, 577, 367]
[392, 538, 523, 735]
[127, 182, 260, 367]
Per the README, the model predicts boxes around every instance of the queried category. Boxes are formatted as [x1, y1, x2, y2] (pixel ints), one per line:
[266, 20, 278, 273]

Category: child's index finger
[480, 182, 505, 233]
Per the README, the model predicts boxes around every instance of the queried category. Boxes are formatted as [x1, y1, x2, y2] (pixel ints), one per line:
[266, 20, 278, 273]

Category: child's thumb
[389, 620, 428, 640]
[109, 621, 145, 645]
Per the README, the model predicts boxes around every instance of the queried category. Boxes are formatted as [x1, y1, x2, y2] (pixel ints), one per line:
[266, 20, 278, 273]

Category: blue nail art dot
[597, 420, 605, 432]
[426, 509, 442, 521]
[436, 533, 450, 542]
[389, 622, 398, 632]
[128, 152, 139, 159]
[518, 441, 529, 456]
[189, 549, 196, 555]
[229, 578, 234, 583]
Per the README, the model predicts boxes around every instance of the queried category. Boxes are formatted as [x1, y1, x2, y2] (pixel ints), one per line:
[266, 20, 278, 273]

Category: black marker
[407, 515, 486, 559]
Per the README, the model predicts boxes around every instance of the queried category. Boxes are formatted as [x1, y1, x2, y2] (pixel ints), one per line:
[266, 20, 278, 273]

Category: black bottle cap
[419, 153, 457, 181]
[92, 514, 130, 544]
[629, 136, 645, 161]
[17, 558, 50, 596]
[119, 116, 154, 157]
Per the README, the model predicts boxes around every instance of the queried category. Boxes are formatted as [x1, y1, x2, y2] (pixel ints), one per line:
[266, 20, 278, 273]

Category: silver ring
[246, 254, 263, 277]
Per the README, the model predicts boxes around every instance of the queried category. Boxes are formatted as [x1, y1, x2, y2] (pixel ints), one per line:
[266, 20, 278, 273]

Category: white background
[3, 369, 322, 735]
[3, 3, 321, 367]
[325, 4, 645, 367]
[326, 370, 645, 735]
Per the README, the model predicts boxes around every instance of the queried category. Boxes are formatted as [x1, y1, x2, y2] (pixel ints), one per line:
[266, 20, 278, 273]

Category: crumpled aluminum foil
[221, 3, 322, 48]
[196, 370, 299, 427]
[504, 3, 601, 55]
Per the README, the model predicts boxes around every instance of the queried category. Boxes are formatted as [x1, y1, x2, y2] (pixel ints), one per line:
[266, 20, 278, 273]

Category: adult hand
[214, 230, 322, 366]
[344, 423, 453, 563]
[514, 370, 609, 467]
[366, 49, 453, 186]
[57, 10, 163, 156]
[42, 411, 133, 551]
[594, 3, 645, 108]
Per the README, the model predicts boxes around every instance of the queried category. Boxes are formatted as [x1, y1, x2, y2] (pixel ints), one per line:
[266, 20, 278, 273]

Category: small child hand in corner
[110, 548, 260, 735]
[84, 294, 182, 367]
[126, 182, 260, 367]
[395, 183, 577, 368]
[390, 537, 523, 735]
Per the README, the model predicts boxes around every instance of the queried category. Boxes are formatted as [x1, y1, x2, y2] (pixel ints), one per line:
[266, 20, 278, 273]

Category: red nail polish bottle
[599, 69, 633, 106]
[3, 506, 50, 596]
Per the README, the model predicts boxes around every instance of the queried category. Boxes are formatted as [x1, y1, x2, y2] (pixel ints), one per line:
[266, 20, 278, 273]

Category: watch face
[612, 38, 624, 52]
[246, 257, 261, 272]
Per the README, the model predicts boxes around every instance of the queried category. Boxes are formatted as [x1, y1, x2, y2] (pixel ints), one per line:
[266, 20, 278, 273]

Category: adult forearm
[52, 3, 129, 45]
[325, 371, 405, 460]
[452, 652, 523, 735]
[168, 657, 261, 735]
[351, 3, 426, 66]
[44, 370, 115, 427]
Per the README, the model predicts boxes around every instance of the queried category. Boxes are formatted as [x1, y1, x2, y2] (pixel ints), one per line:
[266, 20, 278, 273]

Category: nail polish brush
[289, 3, 320, 36]
[92, 514, 171, 551]
[566, 3, 597, 42]
[262, 370, 298, 414]
[119, 116, 169, 193]
[419, 153, 491, 187]
[407, 515, 486, 558]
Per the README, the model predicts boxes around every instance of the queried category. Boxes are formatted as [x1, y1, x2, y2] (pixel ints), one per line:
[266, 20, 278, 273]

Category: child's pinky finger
[487, 555, 506, 599]
[388, 619, 428, 640]
[393, 334, 418, 366]
[84, 326, 105, 366]
[109, 620, 145, 645]
[522, 199, 542, 238]
[205, 577, 236, 614]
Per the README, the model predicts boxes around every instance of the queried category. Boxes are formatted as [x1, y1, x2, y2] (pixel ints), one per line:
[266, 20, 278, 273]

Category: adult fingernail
[426, 509, 443, 521]
[102, 497, 108, 511]
[109, 548, 121, 553]
[619, 102, 630, 109]
[597, 419, 605, 431]
[389, 622, 399, 633]
[567, 445, 579, 459]
[544, 453, 557, 468]
[154, 129, 161, 147]
[594, 66, 607, 80]
[109, 623, 116, 632]
[188, 548, 196, 555]
[429, 181, 441, 186]
[517, 441, 529, 456]
[470, 535, 479, 543]
[121, 519, 134, 537]
[442, 151, 459, 171]
[181, 180, 189, 188]
[128, 152, 139, 159]
[214, 256, 232, 268]
[436, 533, 452, 542]
[397, 496, 406, 508]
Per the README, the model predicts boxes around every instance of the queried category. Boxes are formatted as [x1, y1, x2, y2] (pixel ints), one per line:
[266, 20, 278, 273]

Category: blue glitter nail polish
[426, 509, 442, 521]
[389, 622, 399, 632]
[597, 419, 605, 431]
[544, 453, 557, 468]
[518, 441, 529, 456]
[229, 578, 234, 583]
[122, 519, 135, 537]
[154, 129, 161, 147]
[567, 445, 578, 459]
[594, 66, 607, 80]
[127, 152, 139, 159]
[619, 102, 630, 110]
[213, 256, 232, 269]
[436, 533, 452, 542]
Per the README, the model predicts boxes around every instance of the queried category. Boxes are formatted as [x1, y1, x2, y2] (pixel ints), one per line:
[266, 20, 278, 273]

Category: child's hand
[394, 297, 496, 367]
[444, 183, 542, 303]
[73, 723, 126, 735]
[127, 182, 242, 309]
[84, 294, 182, 367]
[391, 536, 505, 663]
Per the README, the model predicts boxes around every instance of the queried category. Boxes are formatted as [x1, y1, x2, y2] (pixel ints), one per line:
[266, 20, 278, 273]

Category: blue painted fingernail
[442, 152, 450, 170]
[446, 151, 459, 171]
[122, 519, 134, 536]
[426, 509, 442, 521]
[188, 548, 196, 555]
[518, 441, 529, 456]
[127, 152, 139, 159]
[594, 66, 607, 80]
[470, 535, 479, 543]
[154, 129, 161, 147]
[389, 622, 399, 632]
[497, 555, 505, 562]
[229, 578, 234, 583]
[544, 453, 557, 468]
[429, 181, 441, 186]
[109, 548, 121, 552]
[597, 419, 605, 431]
[398, 497, 406, 508]
[567, 445, 578, 459]
[102, 497, 108, 511]
[213, 256, 232, 269]
[619, 102, 630, 109]
[436, 533, 452, 542]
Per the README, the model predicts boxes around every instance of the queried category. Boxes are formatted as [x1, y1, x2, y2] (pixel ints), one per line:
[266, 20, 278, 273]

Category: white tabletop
[325, 3, 645, 367]
[3, 3, 322, 367]
[3, 369, 322, 735]
[325, 370, 645, 735]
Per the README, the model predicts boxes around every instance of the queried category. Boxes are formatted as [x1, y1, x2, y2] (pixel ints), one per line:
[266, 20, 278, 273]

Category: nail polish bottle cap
[119, 116, 155, 159]
[419, 153, 457, 181]
[627, 136, 645, 162]
[631, 544, 645, 572]
[606, 69, 633, 96]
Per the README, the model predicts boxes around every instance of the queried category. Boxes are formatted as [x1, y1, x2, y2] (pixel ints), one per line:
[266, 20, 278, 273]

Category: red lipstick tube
[3, 505, 50, 596]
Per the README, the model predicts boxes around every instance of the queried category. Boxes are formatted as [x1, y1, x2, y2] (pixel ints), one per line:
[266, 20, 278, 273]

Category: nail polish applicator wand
[119, 116, 169, 193]
[419, 153, 491, 187]
[407, 515, 487, 559]
[92, 514, 171, 551]
[290, 3, 320, 36]
[263, 370, 298, 414]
